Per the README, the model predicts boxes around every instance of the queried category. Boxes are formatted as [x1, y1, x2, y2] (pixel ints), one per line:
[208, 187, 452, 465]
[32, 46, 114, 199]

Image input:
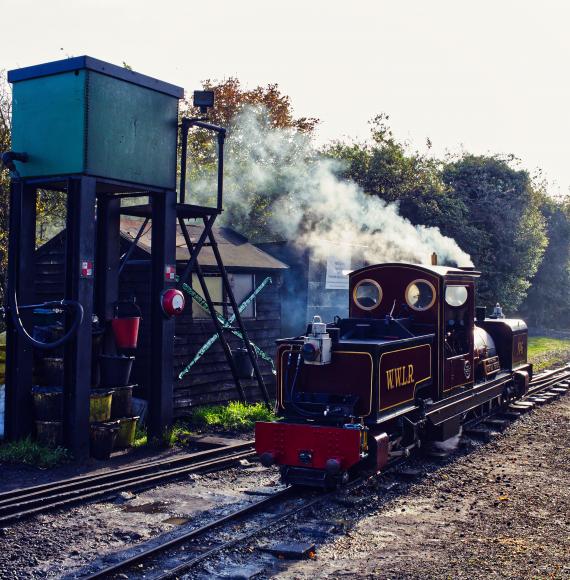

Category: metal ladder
[176, 214, 271, 406]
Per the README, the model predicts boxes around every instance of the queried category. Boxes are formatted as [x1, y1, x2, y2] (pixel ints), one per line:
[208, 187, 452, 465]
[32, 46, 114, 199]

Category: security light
[193, 90, 215, 114]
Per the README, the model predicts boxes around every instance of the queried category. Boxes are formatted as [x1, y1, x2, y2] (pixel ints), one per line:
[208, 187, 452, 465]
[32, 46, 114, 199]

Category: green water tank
[8, 56, 184, 189]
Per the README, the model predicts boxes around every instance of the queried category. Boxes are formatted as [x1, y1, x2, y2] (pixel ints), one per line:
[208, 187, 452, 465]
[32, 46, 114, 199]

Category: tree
[442, 155, 548, 311]
[0, 72, 11, 308]
[519, 195, 570, 328]
[326, 117, 548, 312]
[183, 78, 319, 239]
[324, 115, 479, 262]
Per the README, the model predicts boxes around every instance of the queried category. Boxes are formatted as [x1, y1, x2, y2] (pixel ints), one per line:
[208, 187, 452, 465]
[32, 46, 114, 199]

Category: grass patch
[191, 401, 276, 432]
[132, 424, 148, 449]
[0, 437, 70, 469]
[162, 423, 193, 447]
[528, 336, 570, 371]
[131, 422, 195, 449]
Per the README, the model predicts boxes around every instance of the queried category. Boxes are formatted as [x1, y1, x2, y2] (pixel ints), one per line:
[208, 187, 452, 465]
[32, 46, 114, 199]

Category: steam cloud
[190, 107, 473, 268]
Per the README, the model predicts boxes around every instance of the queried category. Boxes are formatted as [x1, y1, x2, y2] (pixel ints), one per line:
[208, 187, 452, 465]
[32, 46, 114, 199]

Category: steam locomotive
[255, 262, 531, 487]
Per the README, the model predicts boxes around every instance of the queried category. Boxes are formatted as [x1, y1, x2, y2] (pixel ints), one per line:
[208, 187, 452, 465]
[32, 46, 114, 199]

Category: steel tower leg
[148, 189, 177, 440]
[64, 177, 96, 459]
[5, 180, 36, 440]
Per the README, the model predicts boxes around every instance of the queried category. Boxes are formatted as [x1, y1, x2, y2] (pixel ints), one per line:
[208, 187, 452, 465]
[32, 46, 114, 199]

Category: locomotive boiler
[255, 262, 531, 487]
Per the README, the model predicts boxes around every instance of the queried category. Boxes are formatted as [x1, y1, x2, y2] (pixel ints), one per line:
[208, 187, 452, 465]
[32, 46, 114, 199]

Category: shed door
[443, 285, 474, 392]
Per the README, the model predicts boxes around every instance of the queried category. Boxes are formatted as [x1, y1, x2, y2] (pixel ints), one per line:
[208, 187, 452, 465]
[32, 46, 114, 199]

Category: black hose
[288, 352, 323, 418]
[3, 156, 83, 350]
[7, 287, 84, 350]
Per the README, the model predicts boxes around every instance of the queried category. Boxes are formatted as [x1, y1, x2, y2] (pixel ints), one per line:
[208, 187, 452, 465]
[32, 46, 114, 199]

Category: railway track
[78, 364, 570, 579]
[3, 365, 569, 577]
[462, 364, 570, 436]
[0, 441, 255, 526]
[81, 478, 367, 580]
[527, 364, 570, 394]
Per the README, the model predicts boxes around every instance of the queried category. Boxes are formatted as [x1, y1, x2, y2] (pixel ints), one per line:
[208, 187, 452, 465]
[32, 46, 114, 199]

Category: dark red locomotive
[255, 262, 531, 487]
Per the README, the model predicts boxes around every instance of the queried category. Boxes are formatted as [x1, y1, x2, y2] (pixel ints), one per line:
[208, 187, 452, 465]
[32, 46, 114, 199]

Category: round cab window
[406, 280, 436, 311]
[445, 286, 468, 307]
[353, 279, 382, 310]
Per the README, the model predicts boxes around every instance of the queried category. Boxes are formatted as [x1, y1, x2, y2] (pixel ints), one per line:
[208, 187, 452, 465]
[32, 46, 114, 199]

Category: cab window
[353, 279, 382, 310]
[445, 286, 468, 307]
[405, 280, 436, 311]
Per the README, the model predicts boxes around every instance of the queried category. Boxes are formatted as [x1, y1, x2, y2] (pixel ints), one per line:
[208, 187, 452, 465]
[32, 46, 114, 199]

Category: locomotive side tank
[255, 262, 532, 487]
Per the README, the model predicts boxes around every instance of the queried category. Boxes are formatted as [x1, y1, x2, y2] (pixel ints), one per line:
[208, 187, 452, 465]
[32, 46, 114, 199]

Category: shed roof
[120, 218, 288, 271]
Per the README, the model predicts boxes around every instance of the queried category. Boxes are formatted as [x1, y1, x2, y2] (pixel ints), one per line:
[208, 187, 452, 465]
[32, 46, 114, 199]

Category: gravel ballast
[0, 395, 568, 579]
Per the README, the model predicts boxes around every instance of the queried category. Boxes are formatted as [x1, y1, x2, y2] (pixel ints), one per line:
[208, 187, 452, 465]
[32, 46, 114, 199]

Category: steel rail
[78, 366, 570, 579]
[154, 474, 378, 580]
[527, 366, 570, 396]
[0, 444, 255, 526]
[528, 364, 569, 387]
[82, 486, 298, 579]
[463, 364, 570, 432]
[83, 474, 371, 580]
[154, 487, 341, 580]
[0, 441, 254, 504]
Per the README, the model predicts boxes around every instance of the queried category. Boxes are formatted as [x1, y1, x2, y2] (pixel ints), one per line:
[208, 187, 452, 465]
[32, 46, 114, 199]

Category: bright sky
[2, 0, 570, 194]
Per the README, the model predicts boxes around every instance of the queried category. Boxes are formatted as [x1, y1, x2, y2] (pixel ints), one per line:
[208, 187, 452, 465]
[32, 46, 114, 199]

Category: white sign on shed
[325, 252, 351, 290]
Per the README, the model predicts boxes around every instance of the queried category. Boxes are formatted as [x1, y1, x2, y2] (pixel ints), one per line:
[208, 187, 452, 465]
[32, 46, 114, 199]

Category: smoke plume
[189, 107, 473, 267]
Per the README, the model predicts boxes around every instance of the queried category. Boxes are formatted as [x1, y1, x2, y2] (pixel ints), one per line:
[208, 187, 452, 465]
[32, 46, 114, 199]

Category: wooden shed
[34, 219, 288, 416]
[258, 241, 366, 338]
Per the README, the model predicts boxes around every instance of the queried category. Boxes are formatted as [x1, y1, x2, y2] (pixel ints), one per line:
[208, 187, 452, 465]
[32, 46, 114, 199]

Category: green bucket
[90, 390, 114, 423]
[115, 416, 140, 449]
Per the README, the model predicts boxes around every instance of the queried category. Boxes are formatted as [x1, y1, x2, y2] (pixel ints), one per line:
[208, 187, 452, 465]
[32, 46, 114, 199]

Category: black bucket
[99, 355, 134, 387]
[232, 348, 255, 379]
[36, 420, 63, 447]
[110, 385, 134, 419]
[90, 422, 119, 460]
[36, 357, 64, 386]
[32, 386, 63, 421]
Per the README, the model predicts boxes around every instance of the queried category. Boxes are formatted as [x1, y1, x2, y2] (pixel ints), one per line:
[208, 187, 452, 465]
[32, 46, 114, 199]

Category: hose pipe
[1, 151, 28, 177]
[7, 290, 84, 350]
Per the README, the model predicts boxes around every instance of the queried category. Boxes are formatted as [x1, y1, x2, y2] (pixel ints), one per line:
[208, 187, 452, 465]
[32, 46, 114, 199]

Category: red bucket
[111, 317, 140, 349]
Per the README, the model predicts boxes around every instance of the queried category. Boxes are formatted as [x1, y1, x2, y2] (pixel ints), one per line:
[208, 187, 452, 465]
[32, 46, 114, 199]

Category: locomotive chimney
[431, 252, 438, 266]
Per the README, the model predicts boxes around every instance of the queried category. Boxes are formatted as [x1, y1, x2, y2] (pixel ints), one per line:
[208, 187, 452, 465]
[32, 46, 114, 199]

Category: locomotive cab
[255, 262, 531, 487]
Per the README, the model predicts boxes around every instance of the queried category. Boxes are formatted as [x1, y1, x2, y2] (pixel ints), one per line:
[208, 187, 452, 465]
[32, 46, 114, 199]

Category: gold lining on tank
[378, 343, 432, 411]
[353, 278, 383, 311]
[277, 346, 374, 416]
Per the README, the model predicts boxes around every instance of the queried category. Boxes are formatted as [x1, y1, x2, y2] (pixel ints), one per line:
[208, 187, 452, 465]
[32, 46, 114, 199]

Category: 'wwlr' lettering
[386, 365, 414, 390]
